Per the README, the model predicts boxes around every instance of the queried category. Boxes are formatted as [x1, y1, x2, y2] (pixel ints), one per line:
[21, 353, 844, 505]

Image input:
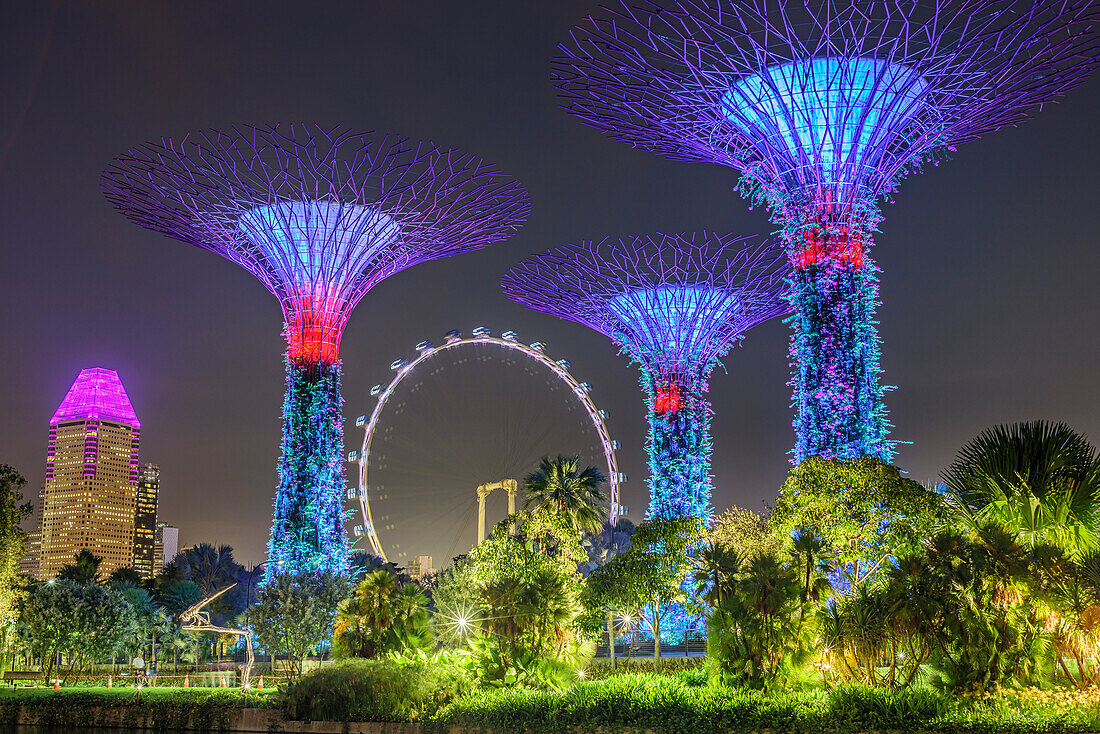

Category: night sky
[1, 2, 1097, 568]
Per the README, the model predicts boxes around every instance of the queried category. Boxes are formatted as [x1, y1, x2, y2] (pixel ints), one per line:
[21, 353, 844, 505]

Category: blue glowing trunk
[267, 357, 349, 578]
[787, 256, 891, 463]
[643, 373, 714, 521]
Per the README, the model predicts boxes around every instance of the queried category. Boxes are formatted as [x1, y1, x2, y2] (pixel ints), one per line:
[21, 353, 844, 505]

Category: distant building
[407, 554, 434, 581]
[18, 530, 41, 578]
[155, 522, 179, 570]
[134, 463, 160, 578]
[37, 368, 141, 579]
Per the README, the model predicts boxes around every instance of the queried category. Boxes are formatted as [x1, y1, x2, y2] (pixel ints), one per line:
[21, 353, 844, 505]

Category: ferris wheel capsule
[415, 340, 434, 352]
[370, 384, 384, 397]
[472, 326, 490, 337]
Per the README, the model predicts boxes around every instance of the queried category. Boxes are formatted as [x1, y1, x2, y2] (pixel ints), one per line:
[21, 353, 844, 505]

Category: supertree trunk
[642, 372, 714, 520]
[267, 356, 349, 577]
[787, 244, 891, 463]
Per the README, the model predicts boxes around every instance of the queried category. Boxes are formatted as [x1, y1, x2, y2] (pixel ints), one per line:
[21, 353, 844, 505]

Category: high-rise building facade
[154, 522, 179, 570]
[407, 554, 434, 581]
[37, 368, 140, 579]
[134, 463, 159, 578]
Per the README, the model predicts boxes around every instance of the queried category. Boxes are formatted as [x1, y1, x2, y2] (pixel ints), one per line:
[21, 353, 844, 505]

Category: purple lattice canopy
[52, 368, 140, 428]
[555, 0, 1100, 222]
[501, 233, 788, 381]
[102, 125, 530, 363]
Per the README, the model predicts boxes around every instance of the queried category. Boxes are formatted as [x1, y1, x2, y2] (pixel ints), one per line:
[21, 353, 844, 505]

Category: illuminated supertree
[103, 125, 530, 576]
[502, 233, 787, 520]
[554, 0, 1100, 462]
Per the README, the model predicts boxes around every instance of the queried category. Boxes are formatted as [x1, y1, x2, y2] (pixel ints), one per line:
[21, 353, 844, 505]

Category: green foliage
[19, 579, 135, 684]
[0, 465, 31, 670]
[429, 673, 1100, 734]
[333, 569, 432, 659]
[708, 505, 781, 565]
[943, 420, 1100, 556]
[772, 457, 942, 590]
[248, 570, 349, 680]
[0, 688, 277, 730]
[523, 454, 607, 533]
[585, 518, 703, 665]
[887, 527, 1056, 691]
[456, 521, 591, 689]
[284, 654, 468, 722]
[696, 546, 815, 689]
[57, 550, 103, 585]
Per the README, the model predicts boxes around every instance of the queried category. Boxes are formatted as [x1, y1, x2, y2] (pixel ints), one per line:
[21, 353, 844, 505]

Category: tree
[709, 505, 781, 564]
[523, 455, 607, 533]
[57, 550, 103, 585]
[169, 543, 244, 596]
[885, 525, 1056, 691]
[333, 569, 432, 659]
[943, 421, 1100, 556]
[0, 465, 32, 671]
[108, 567, 145, 588]
[249, 570, 350, 680]
[771, 458, 941, 593]
[585, 518, 703, 667]
[19, 579, 134, 684]
[698, 550, 813, 688]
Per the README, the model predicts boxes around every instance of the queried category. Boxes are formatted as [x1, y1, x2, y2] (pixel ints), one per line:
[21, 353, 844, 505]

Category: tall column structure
[503, 233, 786, 521]
[553, 0, 1100, 462]
[39, 368, 141, 579]
[134, 463, 159, 578]
[102, 124, 529, 577]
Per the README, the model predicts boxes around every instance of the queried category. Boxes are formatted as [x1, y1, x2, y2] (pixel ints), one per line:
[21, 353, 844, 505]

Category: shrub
[284, 655, 468, 722]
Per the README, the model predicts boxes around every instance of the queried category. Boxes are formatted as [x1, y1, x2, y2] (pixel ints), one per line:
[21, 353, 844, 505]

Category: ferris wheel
[349, 327, 626, 564]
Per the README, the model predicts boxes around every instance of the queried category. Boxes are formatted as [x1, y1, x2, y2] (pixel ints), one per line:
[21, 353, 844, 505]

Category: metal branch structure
[502, 233, 787, 520]
[554, 0, 1100, 462]
[103, 124, 530, 577]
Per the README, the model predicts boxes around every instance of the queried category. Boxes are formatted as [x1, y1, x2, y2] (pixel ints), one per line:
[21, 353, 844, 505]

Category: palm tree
[523, 454, 608, 532]
[943, 421, 1100, 556]
[172, 543, 243, 596]
[57, 550, 102, 585]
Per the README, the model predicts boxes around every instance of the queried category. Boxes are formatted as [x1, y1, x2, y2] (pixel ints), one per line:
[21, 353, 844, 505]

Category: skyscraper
[37, 368, 140, 579]
[155, 522, 179, 570]
[134, 463, 159, 578]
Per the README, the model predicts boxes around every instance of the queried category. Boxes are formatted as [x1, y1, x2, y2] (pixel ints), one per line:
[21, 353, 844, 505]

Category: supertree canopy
[554, 0, 1100, 463]
[502, 233, 787, 520]
[103, 124, 530, 577]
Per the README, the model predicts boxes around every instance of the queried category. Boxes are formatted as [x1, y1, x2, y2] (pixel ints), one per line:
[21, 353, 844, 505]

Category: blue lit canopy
[237, 200, 402, 296]
[722, 57, 928, 194]
[606, 285, 743, 375]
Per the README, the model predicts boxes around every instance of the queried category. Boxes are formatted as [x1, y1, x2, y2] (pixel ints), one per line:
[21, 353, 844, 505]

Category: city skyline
[2, 2, 1098, 567]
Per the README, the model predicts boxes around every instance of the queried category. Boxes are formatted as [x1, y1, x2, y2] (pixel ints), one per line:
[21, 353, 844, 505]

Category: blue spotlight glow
[606, 285, 740, 367]
[723, 57, 928, 188]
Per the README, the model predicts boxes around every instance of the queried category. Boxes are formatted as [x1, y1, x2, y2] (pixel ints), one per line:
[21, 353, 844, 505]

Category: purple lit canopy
[101, 124, 531, 363]
[554, 0, 1100, 222]
[51, 367, 140, 427]
[503, 232, 788, 520]
[502, 233, 788, 384]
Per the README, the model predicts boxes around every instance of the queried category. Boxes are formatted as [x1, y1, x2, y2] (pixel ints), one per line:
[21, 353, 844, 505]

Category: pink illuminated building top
[51, 368, 140, 427]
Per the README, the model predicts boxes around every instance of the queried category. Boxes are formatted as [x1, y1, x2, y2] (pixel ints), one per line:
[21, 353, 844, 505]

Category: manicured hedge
[0, 687, 278, 731]
[426, 675, 1100, 734]
[285, 656, 468, 722]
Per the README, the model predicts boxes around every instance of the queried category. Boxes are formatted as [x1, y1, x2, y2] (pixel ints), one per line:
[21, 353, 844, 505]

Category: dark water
[6, 730, 191, 733]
